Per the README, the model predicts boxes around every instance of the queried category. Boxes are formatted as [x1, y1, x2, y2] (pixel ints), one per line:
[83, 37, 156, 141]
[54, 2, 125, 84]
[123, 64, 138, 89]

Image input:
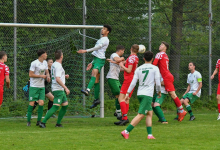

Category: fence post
[13, 0, 17, 101]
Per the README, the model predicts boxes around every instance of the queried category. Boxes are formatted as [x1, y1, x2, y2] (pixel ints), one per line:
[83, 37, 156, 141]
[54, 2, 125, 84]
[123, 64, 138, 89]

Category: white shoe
[217, 115, 220, 120]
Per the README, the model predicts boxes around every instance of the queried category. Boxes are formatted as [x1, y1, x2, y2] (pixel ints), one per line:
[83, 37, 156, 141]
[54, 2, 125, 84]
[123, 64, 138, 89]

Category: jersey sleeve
[112, 53, 120, 60]
[187, 74, 190, 84]
[153, 54, 160, 66]
[216, 60, 220, 68]
[196, 72, 202, 82]
[29, 62, 36, 72]
[55, 65, 62, 77]
[127, 56, 135, 65]
[5, 65, 9, 75]
[154, 67, 161, 92]
[45, 61, 48, 70]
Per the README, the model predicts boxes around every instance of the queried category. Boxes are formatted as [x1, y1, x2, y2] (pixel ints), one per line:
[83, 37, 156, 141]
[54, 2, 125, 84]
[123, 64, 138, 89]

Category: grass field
[0, 111, 220, 150]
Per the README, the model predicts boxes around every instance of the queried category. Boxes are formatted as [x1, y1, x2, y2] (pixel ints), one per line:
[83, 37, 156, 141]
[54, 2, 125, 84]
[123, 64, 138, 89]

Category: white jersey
[156, 75, 168, 94]
[91, 37, 109, 59]
[29, 59, 48, 88]
[187, 70, 202, 97]
[106, 53, 121, 80]
[127, 63, 161, 97]
[51, 61, 65, 91]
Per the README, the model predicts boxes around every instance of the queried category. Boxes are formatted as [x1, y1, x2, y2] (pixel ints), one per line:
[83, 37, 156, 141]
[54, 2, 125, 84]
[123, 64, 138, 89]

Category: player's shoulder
[111, 53, 119, 58]
[194, 70, 202, 76]
[31, 59, 38, 65]
[217, 59, 220, 63]
[155, 51, 166, 58]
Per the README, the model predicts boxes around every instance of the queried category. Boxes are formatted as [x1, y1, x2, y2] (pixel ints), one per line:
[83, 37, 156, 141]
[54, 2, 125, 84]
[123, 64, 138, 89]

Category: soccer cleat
[217, 115, 220, 120]
[55, 124, 63, 127]
[147, 135, 156, 139]
[178, 110, 187, 122]
[121, 130, 129, 139]
[90, 99, 100, 109]
[114, 119, 129, 126]
[161, 121, 168, 124]
[36, 121, 41, 126]
[114, 112, 122, 120]
[81, 89, 89, 96]
[114, 112, 117, 117]
[173, 117, 178, 120]
[39, 123, 46, 128]
[27, 122, 31, 126]
[189, 115, 195, 121]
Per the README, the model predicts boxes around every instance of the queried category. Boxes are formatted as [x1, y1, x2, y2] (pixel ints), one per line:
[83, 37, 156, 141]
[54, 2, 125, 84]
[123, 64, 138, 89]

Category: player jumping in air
[77, 25, 112, 109]
[40, 50, 70, 128]
[153, 41, 187, 122]
[211, 59, 220, 120]
[27, 49, 50, 126]
[106, 45, 125, 120]
[174, 62, 202, 121]
[114, 44, 139, 126]
[0, 51, 10, 108]
[121, 51, 161, 139]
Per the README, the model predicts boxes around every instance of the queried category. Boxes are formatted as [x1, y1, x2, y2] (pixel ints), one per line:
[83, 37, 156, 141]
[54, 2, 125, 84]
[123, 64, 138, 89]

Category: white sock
[86, 88, 90, 92]
[116, 109, 121, 116]
[148, 134, 152, 136]
[125, 130, 129, 134]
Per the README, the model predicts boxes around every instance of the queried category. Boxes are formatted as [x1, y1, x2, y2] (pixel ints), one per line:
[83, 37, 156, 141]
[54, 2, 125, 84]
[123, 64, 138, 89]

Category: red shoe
[147, 135, 156, 139]
[121, 130, 129, 139]
[178, 110, 187, 122]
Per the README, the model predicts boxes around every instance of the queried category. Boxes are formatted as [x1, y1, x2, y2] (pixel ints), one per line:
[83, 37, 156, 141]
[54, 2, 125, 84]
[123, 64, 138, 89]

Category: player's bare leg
[217, 95, 220, 120]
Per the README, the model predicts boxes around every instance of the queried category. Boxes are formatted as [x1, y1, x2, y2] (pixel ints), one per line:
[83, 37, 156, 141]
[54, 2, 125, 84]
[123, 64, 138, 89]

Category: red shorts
[0, 86, 3, 105]
[120, 80, 134, 97]
[163, 73, 175, 92]
[217, 83, 220, 95]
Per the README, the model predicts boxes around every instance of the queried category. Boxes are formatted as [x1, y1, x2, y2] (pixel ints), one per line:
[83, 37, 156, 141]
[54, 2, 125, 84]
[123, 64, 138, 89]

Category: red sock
[173, 97, 182, 108]
[120, 101, 127, 120]
[126, 103, 129, 113]
[218, 104, 220, 113]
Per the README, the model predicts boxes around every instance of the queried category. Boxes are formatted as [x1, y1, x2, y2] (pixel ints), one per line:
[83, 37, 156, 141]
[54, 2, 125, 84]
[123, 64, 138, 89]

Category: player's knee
[138, 113, 145, 119]
[38, 100, 44, 106]
[153, 103, 160, 107]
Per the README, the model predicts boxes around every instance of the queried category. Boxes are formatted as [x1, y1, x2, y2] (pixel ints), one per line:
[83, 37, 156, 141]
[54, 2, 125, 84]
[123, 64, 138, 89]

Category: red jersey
[124, 54, 139, 81]
[153, 52, 170, 78]
[216, 59, 220, 82]
[0, 62, 9, 86]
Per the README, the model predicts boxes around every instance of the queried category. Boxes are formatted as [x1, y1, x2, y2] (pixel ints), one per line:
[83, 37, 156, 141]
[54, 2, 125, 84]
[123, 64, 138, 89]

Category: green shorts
[92, 56, 105, 73]
[182, 93, 199, 104]
[107, 78, 121, 96]
[152, 93, 168, 105]
[137, 95, 153, 115]
[29, 87, 45, 101]
[53, 90, 68, 105]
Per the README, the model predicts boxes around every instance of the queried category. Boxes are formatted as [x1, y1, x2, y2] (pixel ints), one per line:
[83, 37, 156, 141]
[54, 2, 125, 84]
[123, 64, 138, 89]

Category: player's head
[102, 24, 112, 36]
[188, 62, 195, 71]
[131, 44, 139, 54]
[46, 58, 53, 68]
[0, 51, 7, 62]
[55, 49, 63, 60]
[159, 41, 169, 51]
[143, 51, 154, 63]
[37, 49, 47, 60]
[116, 45, 125, 56]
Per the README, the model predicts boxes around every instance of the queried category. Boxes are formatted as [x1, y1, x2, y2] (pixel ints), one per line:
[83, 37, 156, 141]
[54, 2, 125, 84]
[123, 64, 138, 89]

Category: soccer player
[114, 44, 139, 126]
[77, 25, 112, 108]
[27, 49, 50, 126]
[121, 51, 161, 139]
[40, 50, 70, 128]
[152, 75, 168, 124]
[0, 51, 10, 108]
[153, 41, 187, 122]
[211, 59, 220, 120]
[174, 62, 202, 121]
[106, 45, 125, 120]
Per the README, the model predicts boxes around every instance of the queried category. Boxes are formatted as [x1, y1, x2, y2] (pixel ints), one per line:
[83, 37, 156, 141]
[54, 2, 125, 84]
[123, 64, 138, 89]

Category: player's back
[135, 63, 160, 97]
[124, 54, 139, 81]
[153, 52, 170, 78]
[0, 62, 9, 86]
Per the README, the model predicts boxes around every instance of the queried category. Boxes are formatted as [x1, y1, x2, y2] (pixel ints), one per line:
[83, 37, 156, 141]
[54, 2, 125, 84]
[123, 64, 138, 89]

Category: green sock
[37, 105, 44, 121]
[27, 105, 33, 122]
[147, 126, 152, 135]
[115, 98, 120, 110]
[186, 105, 193, 117]
[42, 105, 59, 123]
[57, 105, 68, 124]
[87, 76, 96, 90]
[126, 124, 134, 132]
[154, 106, 166, 122]
[153, 107, 160, 120]
[94, 83, 100, 99]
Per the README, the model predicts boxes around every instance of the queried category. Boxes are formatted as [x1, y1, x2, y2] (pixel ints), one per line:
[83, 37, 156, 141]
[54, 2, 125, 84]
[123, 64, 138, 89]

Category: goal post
[0, 23, 105, 118]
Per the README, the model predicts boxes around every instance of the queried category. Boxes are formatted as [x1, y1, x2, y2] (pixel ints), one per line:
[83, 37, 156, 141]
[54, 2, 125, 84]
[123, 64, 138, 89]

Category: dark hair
[46, 58, 53, 62]
[0, 51, 7, 59]
[37, 49, 46, 57]
[55, 50, 63, 59]
[161, 41, 169, 50]
[104, 24, 112, 33]
[144, 51, 154, 62]
[189, 62, 196, 67]
[131, 44, 139, 53]
[116, 45, 125, 52]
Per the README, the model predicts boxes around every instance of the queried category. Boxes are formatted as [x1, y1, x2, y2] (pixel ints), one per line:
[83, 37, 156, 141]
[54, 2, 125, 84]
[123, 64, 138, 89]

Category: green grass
[0, 111, 220, 150]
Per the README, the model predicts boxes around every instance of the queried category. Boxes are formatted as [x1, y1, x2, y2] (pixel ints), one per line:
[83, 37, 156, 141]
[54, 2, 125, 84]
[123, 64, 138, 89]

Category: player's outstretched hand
[119, 62, 124, 67]
[65, 74, 69, 79]
[86, 63, 93, 71]
[211, 75, 214, 80]
[6, 83, 10, 88]
[124, 95, 130, 104]
[41, 75, 47, 79]
[77, 49, 87, 54]
[65, 88, 70, 95]
[157, 91, 161, 98]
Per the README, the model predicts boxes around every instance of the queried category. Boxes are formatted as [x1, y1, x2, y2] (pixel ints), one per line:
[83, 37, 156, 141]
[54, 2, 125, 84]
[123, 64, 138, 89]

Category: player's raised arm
[211, 68, 218, 79]
[152, 54, 159, 66]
